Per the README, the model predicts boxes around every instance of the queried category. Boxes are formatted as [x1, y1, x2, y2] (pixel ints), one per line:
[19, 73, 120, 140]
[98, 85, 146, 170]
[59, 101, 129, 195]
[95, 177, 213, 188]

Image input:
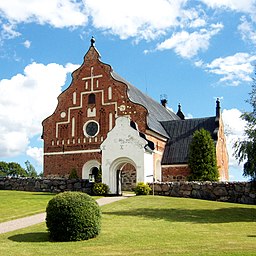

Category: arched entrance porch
[109, 157, 137, 195]
[101, 116, 154, 194]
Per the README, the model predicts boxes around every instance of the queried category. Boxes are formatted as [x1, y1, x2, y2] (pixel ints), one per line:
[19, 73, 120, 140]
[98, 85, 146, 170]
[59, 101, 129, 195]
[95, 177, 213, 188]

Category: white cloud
[0, 62, 79, 157]
[26, 146, 43, 166]
[84, 0, 187, 40]
[0, 0, 209, 45]
[0, 0, 88, 28]
[222, 108, 247, 174]
[180, 7, 207, 28]
[204, 52, 256, 85]
[200, 0, 256, 15]
[156, 23, 223, 59]
[238, 16, 256, 46]
[23, 40, 31, 48]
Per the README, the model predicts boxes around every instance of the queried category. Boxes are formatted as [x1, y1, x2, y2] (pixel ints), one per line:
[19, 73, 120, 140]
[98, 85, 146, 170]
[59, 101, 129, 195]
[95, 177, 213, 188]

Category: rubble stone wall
[0, 177, 94, 194]
[149, 181, 256, 205]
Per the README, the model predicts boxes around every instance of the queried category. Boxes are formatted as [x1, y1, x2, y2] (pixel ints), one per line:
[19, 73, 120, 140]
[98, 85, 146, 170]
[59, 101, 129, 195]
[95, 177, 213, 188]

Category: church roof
[111, 71, 180, 137]
[161, 117, 218, 164]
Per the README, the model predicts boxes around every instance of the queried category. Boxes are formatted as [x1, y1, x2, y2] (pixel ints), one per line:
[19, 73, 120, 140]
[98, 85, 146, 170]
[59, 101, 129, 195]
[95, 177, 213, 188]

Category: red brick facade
[42, 45, 152, 178]
[162, 165, 191, 182]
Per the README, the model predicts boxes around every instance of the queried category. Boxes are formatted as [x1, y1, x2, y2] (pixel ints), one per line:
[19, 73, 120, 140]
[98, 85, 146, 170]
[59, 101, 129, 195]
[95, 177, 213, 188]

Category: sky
[0, 0, 255, 181]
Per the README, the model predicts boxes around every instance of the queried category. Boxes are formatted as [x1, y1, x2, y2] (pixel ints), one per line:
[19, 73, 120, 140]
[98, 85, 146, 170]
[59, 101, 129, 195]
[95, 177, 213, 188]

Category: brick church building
[42, 38, 229, 194]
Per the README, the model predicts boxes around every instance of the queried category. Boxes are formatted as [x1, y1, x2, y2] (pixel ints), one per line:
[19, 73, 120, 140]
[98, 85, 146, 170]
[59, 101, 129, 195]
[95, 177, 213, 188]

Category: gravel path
[0, 195, 133, 234]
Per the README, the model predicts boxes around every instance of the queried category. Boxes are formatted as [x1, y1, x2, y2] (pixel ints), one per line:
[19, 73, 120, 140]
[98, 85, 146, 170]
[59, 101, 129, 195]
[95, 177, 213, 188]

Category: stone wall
[0, 177, 94, 194]
[149, 181, 256, 205]
[1, 177, 255, 205]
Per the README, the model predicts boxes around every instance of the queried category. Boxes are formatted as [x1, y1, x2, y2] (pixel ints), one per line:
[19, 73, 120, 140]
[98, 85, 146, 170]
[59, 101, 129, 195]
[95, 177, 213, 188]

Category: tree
[25, 160, 38, 177]
[0, 161, 9, 176]
[0, 160, 38, 177]
[234, 68, 256, 181]
[8, 162, 27, 177]
[188, 128, 219, 181]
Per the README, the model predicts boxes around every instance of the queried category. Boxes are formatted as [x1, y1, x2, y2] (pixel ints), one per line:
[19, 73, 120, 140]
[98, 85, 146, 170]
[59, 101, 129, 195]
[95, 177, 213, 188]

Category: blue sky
[0, 0, 255, 181]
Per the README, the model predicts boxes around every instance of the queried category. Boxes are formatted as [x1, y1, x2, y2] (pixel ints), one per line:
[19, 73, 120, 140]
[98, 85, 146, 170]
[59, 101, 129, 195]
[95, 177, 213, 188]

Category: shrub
[95, 166, 102, 183]
[46, 191, 101, 241]
[68, 168, 79, 179]
[93, 182, 110, 195]
[134, 182, 151, 195]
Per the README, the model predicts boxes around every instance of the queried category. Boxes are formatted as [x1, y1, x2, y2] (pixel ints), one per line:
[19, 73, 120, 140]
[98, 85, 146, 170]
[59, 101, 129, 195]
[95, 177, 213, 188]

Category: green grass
[0, 195, 255, 256]
[0, 191, 101, 223]
[0, 190, 55, 222]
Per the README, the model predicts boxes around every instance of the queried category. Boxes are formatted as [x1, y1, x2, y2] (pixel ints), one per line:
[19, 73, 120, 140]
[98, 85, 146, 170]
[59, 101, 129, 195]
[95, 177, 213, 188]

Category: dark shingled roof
[161, 117, 218, 165]
[111, 71, 180, 137]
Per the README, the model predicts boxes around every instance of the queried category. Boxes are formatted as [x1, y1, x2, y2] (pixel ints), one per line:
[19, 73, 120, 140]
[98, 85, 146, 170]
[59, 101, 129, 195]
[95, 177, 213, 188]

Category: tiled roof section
[111, 71, 180, 137]
[161, 117, 218, 164]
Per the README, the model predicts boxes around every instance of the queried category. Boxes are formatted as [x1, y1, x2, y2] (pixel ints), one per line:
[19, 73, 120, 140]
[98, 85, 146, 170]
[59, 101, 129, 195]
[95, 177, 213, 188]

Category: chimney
[160, 94, 168, 108]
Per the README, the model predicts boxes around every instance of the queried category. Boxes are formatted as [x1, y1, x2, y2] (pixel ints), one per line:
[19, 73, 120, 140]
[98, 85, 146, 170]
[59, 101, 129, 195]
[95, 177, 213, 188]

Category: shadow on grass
[8, 232, 49, 243]
[104, 207, 256, 223]
[31, 193, 56, 196]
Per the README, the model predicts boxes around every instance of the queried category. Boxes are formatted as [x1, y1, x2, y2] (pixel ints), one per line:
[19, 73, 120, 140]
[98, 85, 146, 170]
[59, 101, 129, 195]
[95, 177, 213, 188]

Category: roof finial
[216, 97, 221, 118]
[177, 103, 185, 120]
[90, 36, 95, 47]
[160, 94, 168, 108]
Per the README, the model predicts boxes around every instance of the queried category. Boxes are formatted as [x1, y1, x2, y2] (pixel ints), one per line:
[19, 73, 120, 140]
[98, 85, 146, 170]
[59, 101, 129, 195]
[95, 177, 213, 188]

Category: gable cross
[82, 67, 102, 91]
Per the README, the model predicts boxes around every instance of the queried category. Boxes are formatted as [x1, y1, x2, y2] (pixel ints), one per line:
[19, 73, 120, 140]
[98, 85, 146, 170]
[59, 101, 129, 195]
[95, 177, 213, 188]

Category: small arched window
[88, 93, 96, 104]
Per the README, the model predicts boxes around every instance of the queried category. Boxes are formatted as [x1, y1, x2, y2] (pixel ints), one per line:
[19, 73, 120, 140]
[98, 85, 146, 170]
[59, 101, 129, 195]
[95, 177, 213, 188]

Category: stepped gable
[111, 71, 180, 138]
[161, 116, 218, 164]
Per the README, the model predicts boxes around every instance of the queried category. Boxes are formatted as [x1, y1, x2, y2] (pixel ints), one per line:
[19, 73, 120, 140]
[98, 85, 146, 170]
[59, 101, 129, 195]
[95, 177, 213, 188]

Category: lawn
[0, 195, 255, 256]
[0, 190, 55, 222]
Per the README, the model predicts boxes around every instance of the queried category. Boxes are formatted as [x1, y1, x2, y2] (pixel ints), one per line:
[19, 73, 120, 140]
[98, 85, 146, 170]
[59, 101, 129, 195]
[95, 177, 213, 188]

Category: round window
[84, 121, 99, 137]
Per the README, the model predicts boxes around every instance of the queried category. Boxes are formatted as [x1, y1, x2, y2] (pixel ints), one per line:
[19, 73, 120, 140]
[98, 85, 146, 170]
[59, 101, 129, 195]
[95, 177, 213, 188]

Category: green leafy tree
[8, 162, 27, 177]
[25, 160, 38, 177]
[188, 128, 219, 181]
[0, 161, 9, 176]
[234, 68, 256, 181]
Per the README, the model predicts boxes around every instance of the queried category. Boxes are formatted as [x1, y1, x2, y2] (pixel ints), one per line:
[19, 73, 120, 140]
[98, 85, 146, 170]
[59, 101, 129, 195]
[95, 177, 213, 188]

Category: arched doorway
[82, 160, 100, 181]
[109, 157, 137, 195]
[120, 163, 136, 191]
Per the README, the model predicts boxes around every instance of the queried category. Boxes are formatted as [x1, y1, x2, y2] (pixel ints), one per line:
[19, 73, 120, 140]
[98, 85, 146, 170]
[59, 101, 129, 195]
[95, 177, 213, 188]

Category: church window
[83, 121, 99, 137]
[88, 93, 96, 104]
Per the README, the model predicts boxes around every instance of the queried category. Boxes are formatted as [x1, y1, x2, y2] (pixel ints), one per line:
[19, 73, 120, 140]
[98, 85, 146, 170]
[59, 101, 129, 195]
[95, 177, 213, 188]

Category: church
[42, 38, 229, 194]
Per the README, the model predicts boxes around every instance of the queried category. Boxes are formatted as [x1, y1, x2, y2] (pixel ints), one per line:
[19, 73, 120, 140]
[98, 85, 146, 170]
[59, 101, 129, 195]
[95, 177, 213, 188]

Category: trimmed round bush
[93, 182, 110, 195]
[134, 182, 151, 195]
[46, 191, 101, 241]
